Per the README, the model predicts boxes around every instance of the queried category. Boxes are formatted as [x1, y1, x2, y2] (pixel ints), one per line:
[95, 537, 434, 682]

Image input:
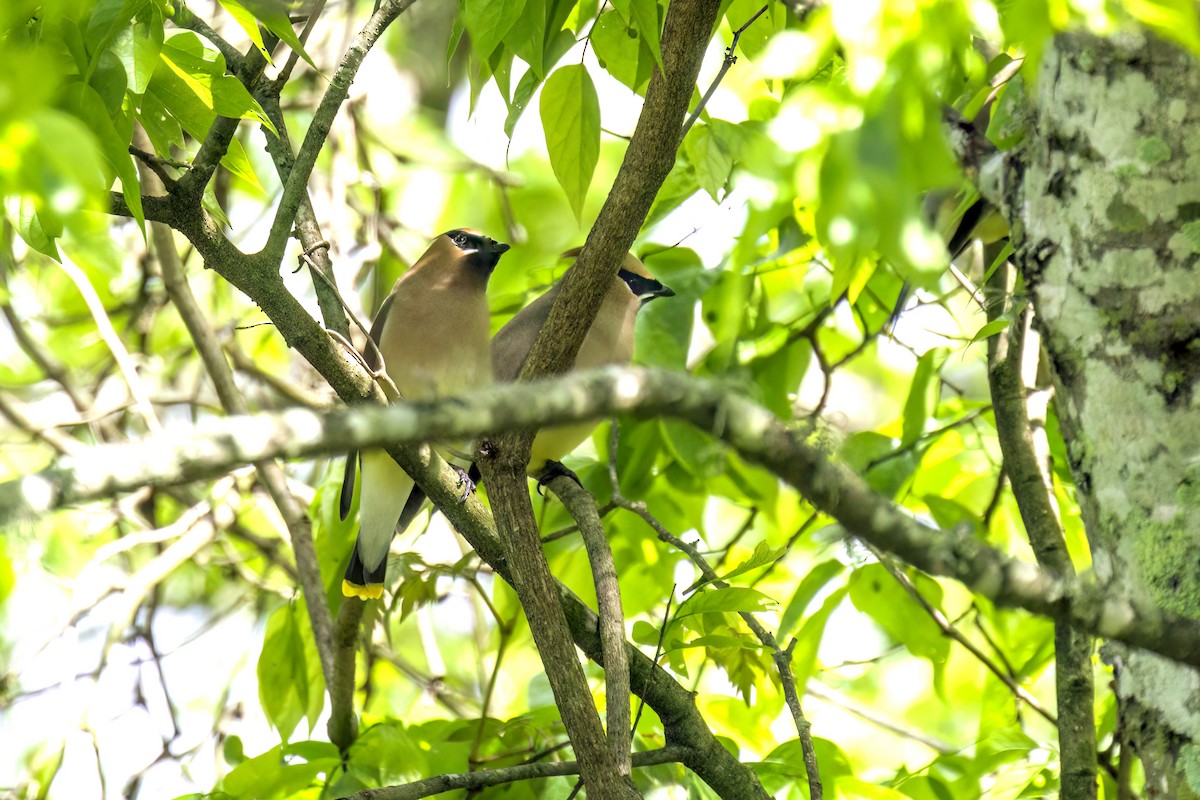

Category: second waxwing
[340, 229, 509, 599]
[491, 248, 674, 478]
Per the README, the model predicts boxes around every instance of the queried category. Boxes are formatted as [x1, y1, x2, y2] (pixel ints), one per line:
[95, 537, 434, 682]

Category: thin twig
[863, 542, 1057, 725]
[274, 0, 328, 87]
[57, 258, 162, 434]
[680, 4, 768, 138]
[806, 680, 957, 754]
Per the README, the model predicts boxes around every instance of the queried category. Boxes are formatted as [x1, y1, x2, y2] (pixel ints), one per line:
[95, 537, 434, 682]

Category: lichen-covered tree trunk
[1017, 30, 1200, 798]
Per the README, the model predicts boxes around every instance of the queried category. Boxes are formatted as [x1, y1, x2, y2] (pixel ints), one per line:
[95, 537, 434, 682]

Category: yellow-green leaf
[539, 64, 600, 222]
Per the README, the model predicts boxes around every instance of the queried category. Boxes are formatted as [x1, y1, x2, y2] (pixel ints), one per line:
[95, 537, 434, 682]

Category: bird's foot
[451, 465, 476, 502]
[536, 460, 583, 495]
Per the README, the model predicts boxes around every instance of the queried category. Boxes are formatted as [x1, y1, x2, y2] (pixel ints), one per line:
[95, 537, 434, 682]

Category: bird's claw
[451, 465, 476, 502]
[536, 460, 583, 495]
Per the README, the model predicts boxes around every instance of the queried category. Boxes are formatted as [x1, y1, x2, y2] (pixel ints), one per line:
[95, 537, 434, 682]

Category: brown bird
[491, 248, 674, 480]
[340, 229, 509, 599]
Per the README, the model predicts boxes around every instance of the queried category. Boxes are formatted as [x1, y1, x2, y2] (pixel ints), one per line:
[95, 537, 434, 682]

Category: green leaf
[901, 347, 947, 447]
[221, 135, 265, 193]
[0, 536, 14, 607]
[777, 559, 844, 641]
[223, 735, 245, 766]
[136, 89, 184, 154]
[750, 337, 810, 418]
[349, 723, 428, 787]
[221, 742, 339, 799]
[673, 633, 762, 651]
[614, 418, 662, 496]
[215, 0, 269, 56]
[790, 587, 847, 688]
[609, 0, 663, 73]
[724, 0, 778, 60]
[461, 0, 527, 62]
[847, 563, 950, 667]
[540, 63, 600, 222]
[89, 48, 129, 113]
[715, 541, 787, 585]
[257, 601, 324, 739]
[112, 9, 164, 95]
[986, 76, 1028, 149]
[504, 68, 541, 138]
[1125, 0, 1200, 55]
[635, 281, 692, 369]
[61, 82, 144, 233]
[85, 0, 150, 78]
[502, 29, 573, 137]
[156, 33, 274, 130]
[218, 0, 317, 68]
[830, 255, 876, 305]
[968, 317, 1010, 346]
[684, 123, 735, 202]
[675, 586, 776, 619]
[10, 198, 61, 260]
[590, 9, 654, 94]
[503, 0, 545, 77]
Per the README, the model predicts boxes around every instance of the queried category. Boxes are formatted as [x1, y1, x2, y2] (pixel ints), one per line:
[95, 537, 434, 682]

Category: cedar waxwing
[491, 248, 674, 478]
[340, 229, 509, 599]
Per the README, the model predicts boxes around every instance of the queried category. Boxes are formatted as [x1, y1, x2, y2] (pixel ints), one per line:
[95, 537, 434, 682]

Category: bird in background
[491, 247, 675, 484]
[340, 229, 510, 600]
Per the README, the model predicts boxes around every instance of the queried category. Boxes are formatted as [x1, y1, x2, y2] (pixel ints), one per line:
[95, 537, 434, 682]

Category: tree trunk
[1019, 30, 1200, 798]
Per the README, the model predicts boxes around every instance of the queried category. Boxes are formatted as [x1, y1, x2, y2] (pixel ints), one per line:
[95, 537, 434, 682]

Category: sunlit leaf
[901, 347, 948, 447]
[778, 559, 845, 641]
[61, 82, 144, 232]
[609, 0, 663, 73]
[540, 63, 600, 222]
[460, 0, 527, 62]
[675, 586, 776, 619]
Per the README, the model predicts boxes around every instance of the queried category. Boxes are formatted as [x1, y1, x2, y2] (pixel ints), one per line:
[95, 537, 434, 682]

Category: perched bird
[491, 247, 674, 480]
[340, 229, 510, 600]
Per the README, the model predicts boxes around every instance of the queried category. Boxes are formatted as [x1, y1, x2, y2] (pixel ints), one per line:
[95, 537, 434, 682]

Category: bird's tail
[342, 542, 386, 599]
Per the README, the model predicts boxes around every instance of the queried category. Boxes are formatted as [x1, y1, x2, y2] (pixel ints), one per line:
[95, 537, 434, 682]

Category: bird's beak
[641, 282, 674, 304]
[474, 239, 510, 271]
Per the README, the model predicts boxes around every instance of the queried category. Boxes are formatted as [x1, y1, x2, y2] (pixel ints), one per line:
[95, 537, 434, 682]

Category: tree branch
[7, 366, 1200, 672]
[476, 2, 722, 795]
[342, 746, 689, 800]
[544, 474, 631, 775]
[986, 255, 1096, 797]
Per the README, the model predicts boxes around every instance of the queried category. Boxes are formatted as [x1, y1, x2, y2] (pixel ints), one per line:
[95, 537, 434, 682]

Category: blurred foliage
[1, 0, 1194, 797]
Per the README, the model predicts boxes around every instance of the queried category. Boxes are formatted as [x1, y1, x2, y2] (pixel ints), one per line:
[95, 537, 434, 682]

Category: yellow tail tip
[342, 580, 383, 600]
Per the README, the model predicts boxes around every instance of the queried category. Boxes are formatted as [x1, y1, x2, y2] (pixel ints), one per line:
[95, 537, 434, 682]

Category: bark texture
[1019, 31, 1200, 798]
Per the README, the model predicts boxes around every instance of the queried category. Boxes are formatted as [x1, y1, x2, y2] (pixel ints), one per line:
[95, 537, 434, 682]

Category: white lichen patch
[1142, 267, 1200, 313]
[1118, 651, 1200, 739]
[1169, 222, 1200, 258]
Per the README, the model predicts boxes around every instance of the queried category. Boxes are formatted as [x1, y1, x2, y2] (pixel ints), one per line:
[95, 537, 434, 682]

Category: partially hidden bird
[491, 247, 674, 481]
[340, 229, 510, 600]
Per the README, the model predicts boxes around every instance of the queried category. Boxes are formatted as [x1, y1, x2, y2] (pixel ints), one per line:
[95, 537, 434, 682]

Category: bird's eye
[450, 231, 470, 248]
